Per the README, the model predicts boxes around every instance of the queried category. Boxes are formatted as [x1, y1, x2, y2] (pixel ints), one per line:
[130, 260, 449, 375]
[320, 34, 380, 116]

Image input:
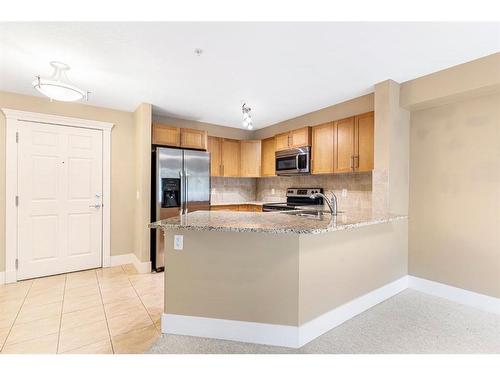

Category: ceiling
[0, 22, 499, 129]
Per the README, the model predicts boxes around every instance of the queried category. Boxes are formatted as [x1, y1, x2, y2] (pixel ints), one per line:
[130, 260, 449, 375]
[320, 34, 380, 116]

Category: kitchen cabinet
[180, 128, 207, 150]
[152, 124, 181, 147]
[240, 140, 262, 177]
[152, 124, 207, 150]
[221, 138, 241, 177]
[208, 137, 241, 177]
[354, 112, 374, 172]
[331, 112, 374, 173]
[334, 117, 356, 173]
[207, 136, 222, 176]
[311, 122, 334, 174]
[275, 127, 311, 151]
[261, 137, 276, 176]
[211, 204, 263, 212]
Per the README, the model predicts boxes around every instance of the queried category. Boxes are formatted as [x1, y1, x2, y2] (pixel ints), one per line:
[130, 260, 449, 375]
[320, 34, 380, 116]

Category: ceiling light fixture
[32, 61, 89, 102]
[242, 103, 253, 130]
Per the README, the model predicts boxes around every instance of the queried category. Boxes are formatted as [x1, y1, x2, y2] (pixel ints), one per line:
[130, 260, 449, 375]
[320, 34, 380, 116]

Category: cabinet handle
[355, 155, 360, 169]
[350, 155, 354, 170]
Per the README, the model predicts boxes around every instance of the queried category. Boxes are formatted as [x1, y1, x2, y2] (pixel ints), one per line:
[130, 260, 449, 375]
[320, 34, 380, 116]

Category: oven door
[275, 147, 310, 175]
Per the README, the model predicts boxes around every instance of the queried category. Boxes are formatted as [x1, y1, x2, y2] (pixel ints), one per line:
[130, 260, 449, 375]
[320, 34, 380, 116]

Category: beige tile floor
[0, 265, 163, 354]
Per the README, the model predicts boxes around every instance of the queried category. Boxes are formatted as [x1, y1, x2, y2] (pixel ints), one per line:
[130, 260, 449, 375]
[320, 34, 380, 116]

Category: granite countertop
[149, 208, 407, 235]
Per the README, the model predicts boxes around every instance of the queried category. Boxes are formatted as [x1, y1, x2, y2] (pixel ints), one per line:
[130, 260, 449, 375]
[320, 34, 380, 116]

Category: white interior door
[17, 121, 103, 280]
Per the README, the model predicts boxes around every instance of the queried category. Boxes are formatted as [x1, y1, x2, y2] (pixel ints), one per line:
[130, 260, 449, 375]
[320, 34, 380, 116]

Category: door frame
[2, 108, 114, 283]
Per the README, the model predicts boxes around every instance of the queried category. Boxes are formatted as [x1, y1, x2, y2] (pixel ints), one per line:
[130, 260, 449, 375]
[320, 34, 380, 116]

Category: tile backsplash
[256, 173, 372, 210]
[211, 172, 373, 210]
[210, 177, 257, 204]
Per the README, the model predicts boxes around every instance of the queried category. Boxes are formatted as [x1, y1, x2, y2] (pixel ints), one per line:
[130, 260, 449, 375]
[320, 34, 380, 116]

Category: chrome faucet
[310, 192, 338, 216]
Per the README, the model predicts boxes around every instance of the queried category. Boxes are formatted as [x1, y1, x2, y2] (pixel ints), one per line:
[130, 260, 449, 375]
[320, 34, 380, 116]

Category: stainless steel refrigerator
[151, 147, 210, 271]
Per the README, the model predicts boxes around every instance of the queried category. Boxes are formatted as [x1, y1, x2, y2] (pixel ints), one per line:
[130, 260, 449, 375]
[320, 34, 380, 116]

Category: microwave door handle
[296, 154, 300, 170]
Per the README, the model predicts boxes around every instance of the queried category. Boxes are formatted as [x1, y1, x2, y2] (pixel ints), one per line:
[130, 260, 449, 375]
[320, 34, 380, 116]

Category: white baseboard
[162, 314, 299, 348]
[298, 276, 408, 346]
[109, 253, 151, 274]
[0, 271, 4, 285]
[162, 276, 409, 348]
[408, 276, 500, 315]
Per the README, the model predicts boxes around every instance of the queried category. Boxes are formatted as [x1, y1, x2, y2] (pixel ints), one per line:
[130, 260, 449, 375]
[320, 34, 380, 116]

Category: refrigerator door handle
[185, 172, 189, 214]
[179, 170, 185, 215]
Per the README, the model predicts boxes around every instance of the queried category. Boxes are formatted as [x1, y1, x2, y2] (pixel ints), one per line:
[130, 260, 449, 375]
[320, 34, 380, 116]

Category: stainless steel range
[262, 188, 323, 212]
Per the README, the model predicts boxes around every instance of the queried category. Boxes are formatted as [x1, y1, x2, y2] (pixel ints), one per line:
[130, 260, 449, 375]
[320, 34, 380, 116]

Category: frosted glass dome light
[32, 61, 88, 102]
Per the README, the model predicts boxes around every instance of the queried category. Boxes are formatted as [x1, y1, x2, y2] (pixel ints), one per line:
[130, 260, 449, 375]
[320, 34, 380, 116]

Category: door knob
[89, 203, 101, 209]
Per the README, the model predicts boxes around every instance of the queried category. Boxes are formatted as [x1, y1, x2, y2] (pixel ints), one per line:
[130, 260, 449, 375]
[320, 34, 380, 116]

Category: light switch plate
[174, 235, 183, 250]
[342, 189, 348, 198]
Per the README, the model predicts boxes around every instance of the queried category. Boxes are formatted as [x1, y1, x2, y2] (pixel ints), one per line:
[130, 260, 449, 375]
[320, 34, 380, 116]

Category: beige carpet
[147, 290, 500, 354]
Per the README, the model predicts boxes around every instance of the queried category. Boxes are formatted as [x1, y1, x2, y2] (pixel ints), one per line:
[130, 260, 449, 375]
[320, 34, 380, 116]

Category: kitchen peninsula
[150, 209, 408, 348]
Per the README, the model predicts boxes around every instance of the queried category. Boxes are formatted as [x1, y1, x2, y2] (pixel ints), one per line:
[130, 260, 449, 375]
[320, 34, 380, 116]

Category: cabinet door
[152, 124, 180, 146]
[261, 137, 276, 176]
[290, 127, 311, 148]
[311, 122, 334, 174]
[211, 205, 239, 211]
[334, 117, 355, 173]
[275, 132, 290, 151]
[354, 112, 374, 172]
[221, 139, 241, 177]
[207, 136, 222, 176]
[240, 140, 262, 177]
[181, 128, 207, 150]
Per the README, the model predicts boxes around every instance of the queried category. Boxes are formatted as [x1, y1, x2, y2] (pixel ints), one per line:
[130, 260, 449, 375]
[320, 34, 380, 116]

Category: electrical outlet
[342, 189, 348, 198]
[271, 188, 275, 195]
[174, 235, 183, 250]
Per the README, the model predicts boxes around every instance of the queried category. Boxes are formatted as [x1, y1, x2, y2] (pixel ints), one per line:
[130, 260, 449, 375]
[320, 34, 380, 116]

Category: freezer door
[155, 148, 183, 270]
[183, 149, 210, 213]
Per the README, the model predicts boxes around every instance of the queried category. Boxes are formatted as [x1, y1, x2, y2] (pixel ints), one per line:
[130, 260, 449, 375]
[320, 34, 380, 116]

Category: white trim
[161, 276, 408, 348]
[0, 272, 4, 285]
[162, 313, 299, 348]
[408, 276, 500, 315]
[298, 276, 408, 346]
[110, 253, 151, 274]
[1, 108, 114, 282]
[1, 109, 113, 131]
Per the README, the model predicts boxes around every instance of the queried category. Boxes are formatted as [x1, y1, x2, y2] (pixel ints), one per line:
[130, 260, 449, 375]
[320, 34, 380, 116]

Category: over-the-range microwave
[275, 146, 311, 175]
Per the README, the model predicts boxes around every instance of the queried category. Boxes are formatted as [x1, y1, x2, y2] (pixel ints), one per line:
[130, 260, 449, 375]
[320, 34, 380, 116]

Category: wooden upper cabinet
[275, 127, 311, 151]
[311, 122, 334, 174]
[207, 136, 222, 176]
[261, 137, 276, 177]
[180, 128, 207, 150]
[240, 140, 262, 177]
[334, 117, 355, 173]
[152, 124, 180, 146]
[275, 132, 290, 151]
[221, 139, 240, 177]
[354, 112, 374, 172]
[290, 127, 311, 148]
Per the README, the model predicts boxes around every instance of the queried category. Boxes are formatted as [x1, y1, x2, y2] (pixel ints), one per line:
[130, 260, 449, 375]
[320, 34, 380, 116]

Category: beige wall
[253, 94, 374, 139]
[0, 91, 137, 271]
[163, 220, 407, 326]
[134, 103, 152, 263]
[409, 93, 500, 298]
[153, 114, 253, 140]
[400, 52, 500, 111]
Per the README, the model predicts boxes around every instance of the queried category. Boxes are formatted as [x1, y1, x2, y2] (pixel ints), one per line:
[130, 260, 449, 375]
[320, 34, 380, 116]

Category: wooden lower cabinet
[261, 137, 276, 176]
[240, 140, 261, 177]
[211, 204, 262, 212]
[311, 122, 334, 174]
